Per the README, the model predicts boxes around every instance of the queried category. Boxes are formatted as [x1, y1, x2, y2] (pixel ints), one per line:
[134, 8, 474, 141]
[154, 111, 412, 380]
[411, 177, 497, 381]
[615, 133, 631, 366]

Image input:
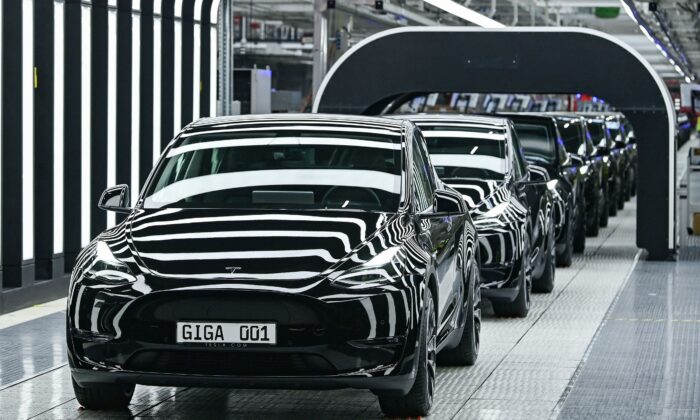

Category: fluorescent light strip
[422, 0, 505, 28]
[81, 5, 91, 245]
[54, 0, 65, 254]
[153, 15, 162, 163]
[174, 15, 182, 134]
[193, 22, 201, 121]
[131, 11, 141, 202]
[22, 0, 34, 260]
[107, 8, 117, 228]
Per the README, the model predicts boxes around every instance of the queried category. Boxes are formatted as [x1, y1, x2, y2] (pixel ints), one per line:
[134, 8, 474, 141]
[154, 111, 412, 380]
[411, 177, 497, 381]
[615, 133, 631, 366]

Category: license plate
[176, 322, 276, 345]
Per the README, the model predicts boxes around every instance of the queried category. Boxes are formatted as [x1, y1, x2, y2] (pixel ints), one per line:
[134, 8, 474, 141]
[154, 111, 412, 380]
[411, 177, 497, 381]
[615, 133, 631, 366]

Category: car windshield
[142, 129, 403, 212]
[417, 123, 507, 180]
[556, 120, 586, 155]
[606, 120, 622, 142]
[513, 122, 556, 164]
[587, 121, 609, 148]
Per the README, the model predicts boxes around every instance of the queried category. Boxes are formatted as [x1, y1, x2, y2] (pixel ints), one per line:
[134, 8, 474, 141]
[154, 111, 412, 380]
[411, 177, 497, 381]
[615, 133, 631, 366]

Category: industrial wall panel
[0, 0, 219, 313]
[34, 0, 55, 280]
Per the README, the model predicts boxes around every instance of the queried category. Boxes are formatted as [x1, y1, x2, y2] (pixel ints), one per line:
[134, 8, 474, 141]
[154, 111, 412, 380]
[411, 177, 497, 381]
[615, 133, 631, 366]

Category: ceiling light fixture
[422, 0, 506, 28]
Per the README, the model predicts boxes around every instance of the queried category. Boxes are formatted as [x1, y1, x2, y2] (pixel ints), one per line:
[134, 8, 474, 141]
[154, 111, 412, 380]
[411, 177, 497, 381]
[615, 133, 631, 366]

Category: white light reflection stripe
[144, 169, 401, 207]
[130, 213, 368, 240]
[133, 229, 353, 252]
[421, 130, 506, 141]
[167, 136, 401, 157]
[431, 154, 505, 173]
[139, 249, 338, 263]
[181, 125, 402, 138]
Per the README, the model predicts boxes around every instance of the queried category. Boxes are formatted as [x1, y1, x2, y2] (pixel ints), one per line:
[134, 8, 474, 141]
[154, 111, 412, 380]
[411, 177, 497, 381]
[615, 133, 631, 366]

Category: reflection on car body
[67, 114, 481, 418]
[399, 114, 557, 318]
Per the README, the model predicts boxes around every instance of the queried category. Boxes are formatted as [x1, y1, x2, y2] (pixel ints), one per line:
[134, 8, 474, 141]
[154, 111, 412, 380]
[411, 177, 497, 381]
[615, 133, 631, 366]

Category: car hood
[126, 208, 396, 280]
[442, 178, 508, 217]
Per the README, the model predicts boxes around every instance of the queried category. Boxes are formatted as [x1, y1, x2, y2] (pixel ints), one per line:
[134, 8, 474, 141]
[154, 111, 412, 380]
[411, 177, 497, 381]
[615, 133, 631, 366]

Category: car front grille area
[125, 350, 338, 376]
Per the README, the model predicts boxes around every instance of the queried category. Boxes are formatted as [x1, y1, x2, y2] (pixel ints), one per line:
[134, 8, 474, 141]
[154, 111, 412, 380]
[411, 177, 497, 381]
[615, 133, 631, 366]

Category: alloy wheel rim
[473, 267, 481, 355]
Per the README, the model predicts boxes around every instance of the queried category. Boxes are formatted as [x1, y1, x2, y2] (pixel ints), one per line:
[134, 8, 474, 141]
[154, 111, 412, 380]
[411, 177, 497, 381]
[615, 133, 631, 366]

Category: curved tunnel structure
[313, 27, 677, 260]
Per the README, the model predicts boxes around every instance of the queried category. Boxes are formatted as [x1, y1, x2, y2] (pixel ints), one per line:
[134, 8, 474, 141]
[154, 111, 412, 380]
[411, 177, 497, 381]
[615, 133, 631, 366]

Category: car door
[411, 130, 459, 327]
[511, 126, 546, 262]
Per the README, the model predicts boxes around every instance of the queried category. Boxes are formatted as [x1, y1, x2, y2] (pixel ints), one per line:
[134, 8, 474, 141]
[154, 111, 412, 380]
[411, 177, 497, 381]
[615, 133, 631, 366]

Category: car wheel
[556, 211, 573, 267]
[492, 233, 531, 318]
[599, 188, 609, 228]
[72, 376, 134, 410]
[630, 170, 637, 197]
[586, 188, 601, 237]
[438, 259, 480, 366]
[378, 288, 436, 417]
[534, 227, 556, 293]
[617, 184, 626, 210]
[573, 199, 586, 253]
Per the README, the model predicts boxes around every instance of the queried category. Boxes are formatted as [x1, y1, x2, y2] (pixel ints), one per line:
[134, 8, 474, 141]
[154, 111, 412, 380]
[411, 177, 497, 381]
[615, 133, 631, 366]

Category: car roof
[496, 112, 558, 123]
[184, 113, 408, 136]
[389, 113, 510, 129]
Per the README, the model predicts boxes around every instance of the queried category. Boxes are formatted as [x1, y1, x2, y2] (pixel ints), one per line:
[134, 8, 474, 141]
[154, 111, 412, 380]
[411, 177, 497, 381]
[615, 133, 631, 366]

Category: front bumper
[67, 281, 419, 392]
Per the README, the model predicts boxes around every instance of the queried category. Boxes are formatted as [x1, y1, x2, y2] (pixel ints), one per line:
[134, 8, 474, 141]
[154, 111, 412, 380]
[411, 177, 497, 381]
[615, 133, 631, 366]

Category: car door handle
[446, 220, 453, 232]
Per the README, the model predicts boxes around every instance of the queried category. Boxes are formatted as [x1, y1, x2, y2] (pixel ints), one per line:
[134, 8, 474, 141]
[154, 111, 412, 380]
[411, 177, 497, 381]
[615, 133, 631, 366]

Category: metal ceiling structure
[230, 0, 699, 84]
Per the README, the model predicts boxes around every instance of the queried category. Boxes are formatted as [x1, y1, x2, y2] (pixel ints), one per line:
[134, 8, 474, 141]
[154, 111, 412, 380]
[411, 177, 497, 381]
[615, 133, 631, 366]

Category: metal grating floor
[1, 199, 688, 420]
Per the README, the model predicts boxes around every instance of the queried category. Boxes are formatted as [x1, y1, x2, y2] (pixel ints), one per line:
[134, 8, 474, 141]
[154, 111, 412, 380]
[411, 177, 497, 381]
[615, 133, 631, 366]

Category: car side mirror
[434, 190, 464, 214]
[98, 185, 132, 214]
[614, 140, 626, 149]
[596, 146, 610, 156]
[627, 136, 637, 145]
[565, 153, 585, 167]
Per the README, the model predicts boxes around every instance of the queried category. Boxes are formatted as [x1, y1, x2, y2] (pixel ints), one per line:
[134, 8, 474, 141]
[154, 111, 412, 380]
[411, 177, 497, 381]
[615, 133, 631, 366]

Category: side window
[510, 127, 528, 180]
[411, 132, 434, 213]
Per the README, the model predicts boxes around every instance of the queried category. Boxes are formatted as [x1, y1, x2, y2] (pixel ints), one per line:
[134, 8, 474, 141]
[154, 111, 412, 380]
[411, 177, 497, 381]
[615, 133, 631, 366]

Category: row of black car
[65, 111, 636, 417]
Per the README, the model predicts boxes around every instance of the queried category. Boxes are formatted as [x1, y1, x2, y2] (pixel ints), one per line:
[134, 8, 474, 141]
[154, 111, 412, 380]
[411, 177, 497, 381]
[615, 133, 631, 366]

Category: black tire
[72, 376, 134, 410]
[599, 189, 609, 228]
[438, 259, 480, 366]
[586, 188, 601, 237]
[617, 185, 626, 210]
[492, 233, 531, 318]
[573, 199, 586, 253]
[609, 181, 618, 217]
[534, 228, 556, 293]
[378, 288, 436, 417]
[556, 211, 573, 267]
[630, 170, 637, 197]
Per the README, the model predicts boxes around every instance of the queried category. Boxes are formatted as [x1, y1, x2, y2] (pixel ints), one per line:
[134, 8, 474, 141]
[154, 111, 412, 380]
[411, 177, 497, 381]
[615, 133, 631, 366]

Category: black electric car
[403, 115, 556, 316]
[67, 115, 481, 417]
[585, 116, 624, 219]
[500, 113, 586, 266]
[548, 114, 606, 237]
[602, 113, 638, 201]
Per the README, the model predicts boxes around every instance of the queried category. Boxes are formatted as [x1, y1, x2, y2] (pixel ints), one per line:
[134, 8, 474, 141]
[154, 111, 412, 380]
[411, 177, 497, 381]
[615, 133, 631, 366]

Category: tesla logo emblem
[225, 266, 242, 274]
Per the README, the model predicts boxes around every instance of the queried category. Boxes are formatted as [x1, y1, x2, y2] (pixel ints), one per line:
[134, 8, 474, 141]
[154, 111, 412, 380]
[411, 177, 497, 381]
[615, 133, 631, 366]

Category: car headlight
[84, 241, 136, 284]
[329, 248, 402, 288]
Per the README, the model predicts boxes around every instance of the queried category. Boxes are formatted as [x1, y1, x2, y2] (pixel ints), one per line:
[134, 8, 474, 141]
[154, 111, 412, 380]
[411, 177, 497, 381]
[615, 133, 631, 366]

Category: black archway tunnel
[313, 27, 677, 260]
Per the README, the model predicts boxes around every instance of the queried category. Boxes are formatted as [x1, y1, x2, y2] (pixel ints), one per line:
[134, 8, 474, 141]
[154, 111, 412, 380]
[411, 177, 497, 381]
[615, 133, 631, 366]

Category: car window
[411, 133, 435, 213]
[513, 122, 556, 164]
[143, 129, 403, 212]
[419, 123, 507, 181]
[586, 120, 610, 149]
[510, 128, 528, 180]
[556, 119, 587, 156]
